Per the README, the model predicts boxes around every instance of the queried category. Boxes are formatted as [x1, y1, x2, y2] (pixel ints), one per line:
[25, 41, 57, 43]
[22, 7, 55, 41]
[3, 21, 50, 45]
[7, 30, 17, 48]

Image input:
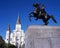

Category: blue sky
[0, 0, 60, 39]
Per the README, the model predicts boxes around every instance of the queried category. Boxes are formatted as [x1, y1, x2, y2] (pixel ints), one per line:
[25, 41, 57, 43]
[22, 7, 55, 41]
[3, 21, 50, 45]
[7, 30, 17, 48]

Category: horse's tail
[51, 15, 57, 23]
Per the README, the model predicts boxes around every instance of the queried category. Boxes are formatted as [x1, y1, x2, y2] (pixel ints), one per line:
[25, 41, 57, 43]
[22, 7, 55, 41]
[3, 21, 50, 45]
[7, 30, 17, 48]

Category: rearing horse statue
[29, 3, 57, 25]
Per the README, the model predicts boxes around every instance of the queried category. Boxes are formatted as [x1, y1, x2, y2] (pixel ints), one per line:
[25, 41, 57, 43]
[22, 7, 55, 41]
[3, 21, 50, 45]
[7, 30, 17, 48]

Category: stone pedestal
[25, 25, 60, 48]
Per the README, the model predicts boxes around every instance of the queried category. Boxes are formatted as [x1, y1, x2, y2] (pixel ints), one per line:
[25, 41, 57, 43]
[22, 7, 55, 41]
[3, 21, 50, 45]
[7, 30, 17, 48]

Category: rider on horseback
[33, 3, 50, 25]
[41, 5, 48, 19]
[41, 5, 46, 15]
[33, 3, 47, 19]
[33, 3, 41, 18]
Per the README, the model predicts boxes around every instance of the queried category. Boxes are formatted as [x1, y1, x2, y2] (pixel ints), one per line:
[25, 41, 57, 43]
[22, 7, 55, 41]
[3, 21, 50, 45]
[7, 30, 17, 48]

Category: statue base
[25, 25, 60, 48]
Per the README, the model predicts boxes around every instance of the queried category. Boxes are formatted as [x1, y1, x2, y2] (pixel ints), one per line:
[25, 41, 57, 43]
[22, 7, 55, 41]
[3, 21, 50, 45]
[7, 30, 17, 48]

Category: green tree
[0, 35, 5, 48]
[6, 44, 17, 48]
[0, 35, 17, 48]
[5, 43, 17, 48]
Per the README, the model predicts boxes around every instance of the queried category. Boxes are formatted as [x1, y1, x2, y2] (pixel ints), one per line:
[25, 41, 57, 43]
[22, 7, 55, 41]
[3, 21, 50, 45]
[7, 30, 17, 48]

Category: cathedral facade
[5, 16, 25, 48]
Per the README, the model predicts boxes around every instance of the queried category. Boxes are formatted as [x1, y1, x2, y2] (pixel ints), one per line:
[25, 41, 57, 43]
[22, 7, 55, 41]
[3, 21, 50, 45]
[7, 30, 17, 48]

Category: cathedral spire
[7, 24, 10, 44]
[16, 14, 20, 24]
[7, 24, 10, 31]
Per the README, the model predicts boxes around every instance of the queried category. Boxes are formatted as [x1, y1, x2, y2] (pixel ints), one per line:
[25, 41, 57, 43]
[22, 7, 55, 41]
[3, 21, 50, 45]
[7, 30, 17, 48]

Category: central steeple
[16, 14, 20, 24]
[16, 14, 21, 30]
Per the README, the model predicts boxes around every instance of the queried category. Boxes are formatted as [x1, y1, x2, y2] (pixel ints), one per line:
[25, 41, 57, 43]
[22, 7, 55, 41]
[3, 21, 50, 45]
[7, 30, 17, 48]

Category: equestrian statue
[28, 3, 57, 25]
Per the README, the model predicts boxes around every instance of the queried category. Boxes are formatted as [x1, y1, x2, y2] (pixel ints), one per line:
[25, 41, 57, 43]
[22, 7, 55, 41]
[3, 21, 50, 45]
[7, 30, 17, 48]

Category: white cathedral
[5, 16, 25, 48]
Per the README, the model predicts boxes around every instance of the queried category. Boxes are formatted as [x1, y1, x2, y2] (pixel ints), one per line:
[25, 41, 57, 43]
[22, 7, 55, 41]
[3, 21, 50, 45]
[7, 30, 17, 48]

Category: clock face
[17, 26, 20, 30]
[16, 25, 21, 30]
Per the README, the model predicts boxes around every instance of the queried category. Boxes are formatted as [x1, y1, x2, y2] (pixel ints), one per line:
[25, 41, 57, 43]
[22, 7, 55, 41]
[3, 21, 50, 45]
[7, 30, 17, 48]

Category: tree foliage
[0, 35, 17, 48]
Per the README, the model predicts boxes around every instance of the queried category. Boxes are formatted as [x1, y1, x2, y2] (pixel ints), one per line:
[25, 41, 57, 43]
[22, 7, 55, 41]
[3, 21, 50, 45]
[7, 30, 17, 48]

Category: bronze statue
[29, 3, 57, 25]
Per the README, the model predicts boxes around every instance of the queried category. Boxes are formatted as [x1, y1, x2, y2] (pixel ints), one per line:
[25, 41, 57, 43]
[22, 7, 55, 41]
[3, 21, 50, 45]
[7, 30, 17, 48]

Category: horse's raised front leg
[35, 17, 38, 20]
[29, 12, 34, 21]
[28, 15, 32, 21]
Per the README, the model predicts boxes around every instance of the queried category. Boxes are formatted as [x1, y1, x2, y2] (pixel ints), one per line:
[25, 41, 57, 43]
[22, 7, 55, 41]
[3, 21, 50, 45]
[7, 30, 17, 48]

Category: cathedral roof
[16, 15, 20, 24]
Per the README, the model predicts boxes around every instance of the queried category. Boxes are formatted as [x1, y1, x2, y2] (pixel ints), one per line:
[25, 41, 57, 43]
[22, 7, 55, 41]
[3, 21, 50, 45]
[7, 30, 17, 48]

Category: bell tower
[5, 24, 10, 44]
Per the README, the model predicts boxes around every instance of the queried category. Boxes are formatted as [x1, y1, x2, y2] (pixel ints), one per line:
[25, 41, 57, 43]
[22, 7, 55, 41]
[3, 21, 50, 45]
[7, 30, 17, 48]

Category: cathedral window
[16, 36, 19, 41]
